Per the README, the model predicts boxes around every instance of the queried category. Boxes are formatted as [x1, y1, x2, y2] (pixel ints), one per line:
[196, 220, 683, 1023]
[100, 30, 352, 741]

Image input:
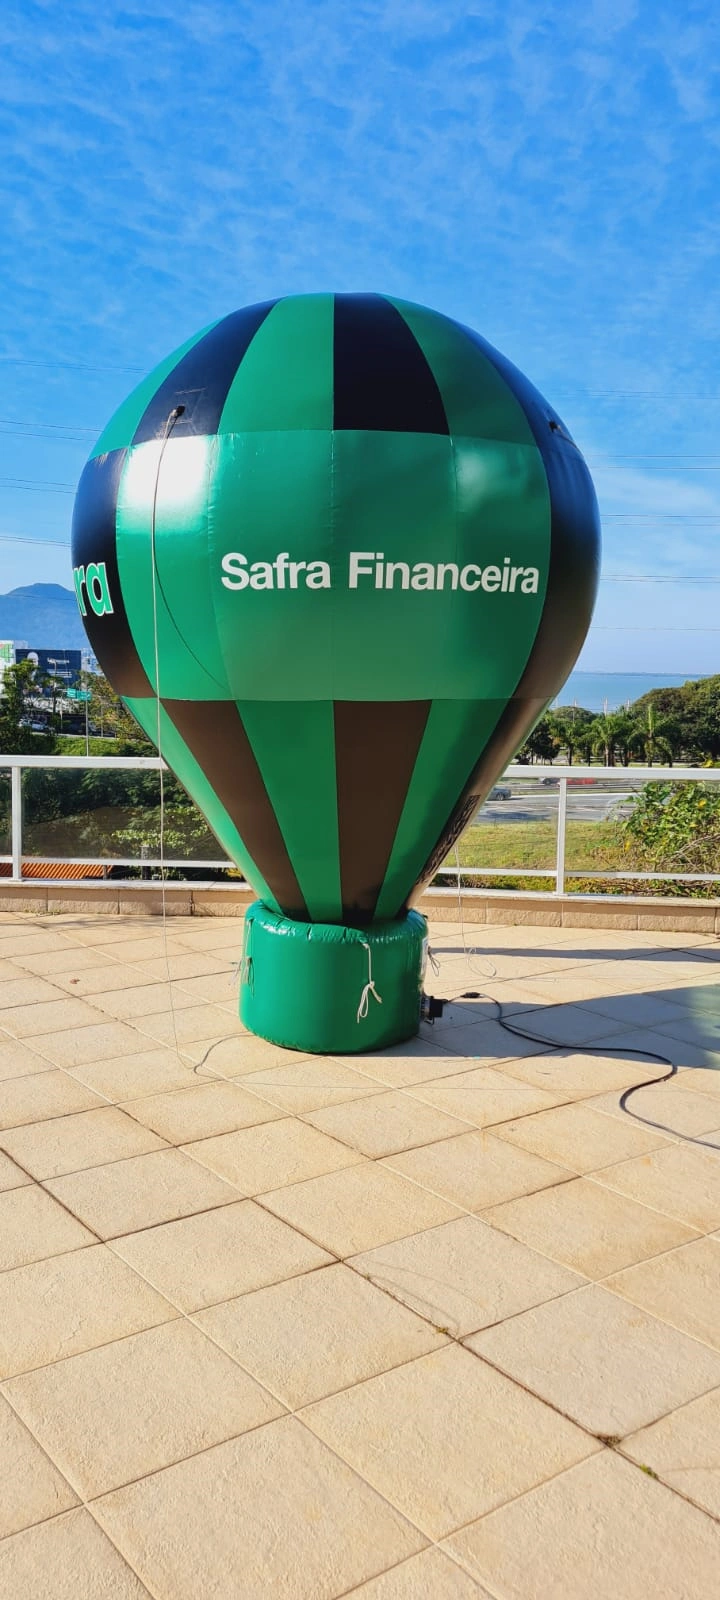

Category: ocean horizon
[554, 671, 710, 713]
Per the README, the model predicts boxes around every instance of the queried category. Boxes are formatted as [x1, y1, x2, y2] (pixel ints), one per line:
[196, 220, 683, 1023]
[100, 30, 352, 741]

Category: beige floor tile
[606, 1237, 720, 1349]
[50, 964, 163, 998]
[654, 1009, 720, 1052]
[0, 1036, 54, 1082]
[676, 1064, 720, 1094]
[0, 975, 72, 1009]
[0, 955, 37, 981]
[587, 1081, 720, 1137]
[333, 1042, 478, 1090]
[132, 951, 235, 981]
[92, 936, 190, 965]
[263, 1163, 460, 1256]
[0, 1069, 104, 1130]
[498, 1047, 672, 1100]
[495, 1101, 674, 1173]
[46, 1148, 239, 1239]
[592, 1143, 720, 1231]
[348, 1548, 489, 1597]
[468, 1282, 720, 1435]
[184, 1030, 313, 1077]
[13, 946, 119, 977]
[420, 1016, 548, 1063]
[303, 1343, 596, 1539]
[120, 1079, 282, 1143]
[0, 1149, 31, 1191]
[29, 1019, 150, 1069]
[0, 1395, 77, 1537]
[303, 1090, 474, 1158]
[0, 931, 76, 957]
[503, 1002, 630, 1047]
[0, 1245, 175, 1378]
[447, 1450, 720, 1600]
[625, 1386, 720, 1520]
[5, 1319, 283, 1498]
[383, 1129, 571, 1210]
[0, 997, 110, 1039]
[93, 1415, 424, 1599]
[134, 1003, 244, 1048]
[0, 1184, 95, 1270]
[0, 1508, 153, 1599]
[66, 1048, 196, 1102]
[185, 1118, 361, 1195]
[582, 990, 693, 1028]
[235, 1058, 384, 1113]
[482, 1176, 696, 1277]
[173, 971, 237, 1005]
[407, 1065, 565, 1129]
[91, 982, 198, 1020]
[196, 1263, 446, 1408]
[112, 1199, 332, 1311]
[350, 1214, 583, 1337]
[1, 1106, 167, 1179]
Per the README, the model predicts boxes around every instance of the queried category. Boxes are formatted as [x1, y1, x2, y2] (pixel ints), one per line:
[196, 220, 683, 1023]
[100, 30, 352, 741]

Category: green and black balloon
[72, 293, 600, 1049]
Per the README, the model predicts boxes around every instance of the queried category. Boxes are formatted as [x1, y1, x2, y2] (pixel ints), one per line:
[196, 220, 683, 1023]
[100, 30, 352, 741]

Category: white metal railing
[1, 754, 719, 895]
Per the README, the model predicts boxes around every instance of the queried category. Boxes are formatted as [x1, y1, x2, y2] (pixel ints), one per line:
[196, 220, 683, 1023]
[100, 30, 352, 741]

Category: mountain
[0, 584, 87, 652]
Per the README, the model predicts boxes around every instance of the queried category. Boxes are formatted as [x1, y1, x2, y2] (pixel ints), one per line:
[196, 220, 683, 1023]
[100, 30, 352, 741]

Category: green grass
[451, 820, 622, 872]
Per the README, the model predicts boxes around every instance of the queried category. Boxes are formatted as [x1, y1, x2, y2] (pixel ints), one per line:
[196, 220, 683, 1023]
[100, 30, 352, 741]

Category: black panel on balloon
[71, 450, 154, 698]
[334, 699, 431, 921]
[333, 294, 449, 435]
[133, 301, 278, 443]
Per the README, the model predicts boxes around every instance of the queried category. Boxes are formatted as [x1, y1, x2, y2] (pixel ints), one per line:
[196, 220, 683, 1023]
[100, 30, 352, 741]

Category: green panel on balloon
[389, 298, 538, 446]
[116, 437, 229, 700]
[374, 698, 510, 920]
[327, 428, 549, 701]
[219, 294, 334, 433]
[209, 429, 335, 702]
[238, 700, 342, 922]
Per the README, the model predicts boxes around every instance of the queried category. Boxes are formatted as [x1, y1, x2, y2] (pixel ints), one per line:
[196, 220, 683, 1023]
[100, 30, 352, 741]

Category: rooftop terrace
[0, 908, 718, 1597]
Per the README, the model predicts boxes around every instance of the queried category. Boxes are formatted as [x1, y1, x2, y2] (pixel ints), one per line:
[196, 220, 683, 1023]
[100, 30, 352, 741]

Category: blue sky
[1, 0, 720, 672]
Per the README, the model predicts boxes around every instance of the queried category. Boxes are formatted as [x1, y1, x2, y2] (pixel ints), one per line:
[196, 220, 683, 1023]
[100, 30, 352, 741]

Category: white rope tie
[357, 940, 383, 1023]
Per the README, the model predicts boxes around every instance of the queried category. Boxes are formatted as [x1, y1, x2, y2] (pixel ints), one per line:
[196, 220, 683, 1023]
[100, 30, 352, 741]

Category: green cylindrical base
[239, 902, 427, 1054]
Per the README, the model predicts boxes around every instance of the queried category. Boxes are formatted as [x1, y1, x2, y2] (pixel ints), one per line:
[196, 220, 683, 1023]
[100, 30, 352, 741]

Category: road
[476, 790, 635, 825]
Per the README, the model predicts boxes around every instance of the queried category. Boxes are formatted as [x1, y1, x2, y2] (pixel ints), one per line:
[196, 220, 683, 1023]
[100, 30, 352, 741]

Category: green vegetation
[3, 664, 720, 892]
[521, 675, 720, 767]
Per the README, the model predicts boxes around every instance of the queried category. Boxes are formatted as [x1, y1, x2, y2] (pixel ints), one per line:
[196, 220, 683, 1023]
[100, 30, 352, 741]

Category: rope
[357, 939, 383, 1023]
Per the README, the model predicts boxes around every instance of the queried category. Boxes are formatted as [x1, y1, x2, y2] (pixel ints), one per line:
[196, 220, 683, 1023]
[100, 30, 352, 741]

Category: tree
[80, 671, 152, 750]
[0, 661, 56, 755]
[516, 714, 560, 764]
[552, 705, 596, 765]
[590, 711, 638, 767]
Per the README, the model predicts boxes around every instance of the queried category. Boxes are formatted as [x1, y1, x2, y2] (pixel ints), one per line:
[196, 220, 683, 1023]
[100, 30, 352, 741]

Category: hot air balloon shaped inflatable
[72, 294, 600, 1053]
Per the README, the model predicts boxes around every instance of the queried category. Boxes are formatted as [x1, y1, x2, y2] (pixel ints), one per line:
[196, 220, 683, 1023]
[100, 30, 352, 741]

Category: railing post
[10, 763, 22, 883]
[555, 777, 567, 897]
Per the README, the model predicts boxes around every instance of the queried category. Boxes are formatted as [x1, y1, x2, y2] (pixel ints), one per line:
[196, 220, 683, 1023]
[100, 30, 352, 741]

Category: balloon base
[239, 902, 428, 1054]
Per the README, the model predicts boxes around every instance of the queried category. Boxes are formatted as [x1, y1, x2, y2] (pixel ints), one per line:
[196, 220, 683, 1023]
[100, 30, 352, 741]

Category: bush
[622, 780, 720, 879]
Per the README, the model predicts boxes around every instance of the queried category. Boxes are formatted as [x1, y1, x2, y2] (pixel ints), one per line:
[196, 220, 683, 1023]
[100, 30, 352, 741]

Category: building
[15, 648, 82, 690]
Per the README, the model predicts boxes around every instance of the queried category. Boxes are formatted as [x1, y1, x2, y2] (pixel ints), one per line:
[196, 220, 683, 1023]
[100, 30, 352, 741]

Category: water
[554, 671, 709, 713]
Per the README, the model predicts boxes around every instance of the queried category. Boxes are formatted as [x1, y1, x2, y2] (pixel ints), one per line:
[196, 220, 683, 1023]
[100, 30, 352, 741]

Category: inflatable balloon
[72, 294, 600, 1051]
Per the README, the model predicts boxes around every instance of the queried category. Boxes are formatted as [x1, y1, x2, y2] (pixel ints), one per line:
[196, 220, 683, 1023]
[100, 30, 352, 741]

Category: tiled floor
[0, 910, 719, 1597]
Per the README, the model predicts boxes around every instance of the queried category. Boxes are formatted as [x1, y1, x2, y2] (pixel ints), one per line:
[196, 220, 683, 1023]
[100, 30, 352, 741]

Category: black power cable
[441, 988, 720, 1155]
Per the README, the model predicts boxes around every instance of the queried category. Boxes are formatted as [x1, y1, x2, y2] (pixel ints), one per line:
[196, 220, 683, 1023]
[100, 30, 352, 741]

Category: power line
[0, 356, 143, 374]
[0, 480, 74, 495]
[0, 535, 71, 548]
